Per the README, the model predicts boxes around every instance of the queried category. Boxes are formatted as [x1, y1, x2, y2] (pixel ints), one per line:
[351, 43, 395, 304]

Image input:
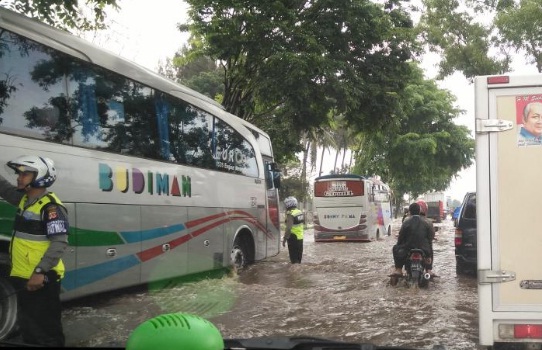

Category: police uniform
[284, 208, 304, 263]
[9, 192, 68, 347]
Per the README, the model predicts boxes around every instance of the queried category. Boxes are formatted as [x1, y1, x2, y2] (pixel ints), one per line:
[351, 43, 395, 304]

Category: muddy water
[61, 219, 481, 349]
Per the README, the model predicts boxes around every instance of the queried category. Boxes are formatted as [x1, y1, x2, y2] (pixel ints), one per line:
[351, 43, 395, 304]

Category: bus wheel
[0, 277, 18, 340]
[231, 239, 248, 270]
[387, 225, 391, 236]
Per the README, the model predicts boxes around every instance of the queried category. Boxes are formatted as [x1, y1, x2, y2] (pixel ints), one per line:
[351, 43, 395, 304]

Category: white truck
[476, 74, 542, 349]
[423, 191, 447, 223]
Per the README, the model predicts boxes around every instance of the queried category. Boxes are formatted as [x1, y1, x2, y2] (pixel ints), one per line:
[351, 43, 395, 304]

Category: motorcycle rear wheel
[409, 270, 420, 288]
[418, 275, 429, 288]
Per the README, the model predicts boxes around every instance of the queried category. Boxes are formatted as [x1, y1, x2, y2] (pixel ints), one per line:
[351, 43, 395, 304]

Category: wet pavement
[60, 218, 481, 349]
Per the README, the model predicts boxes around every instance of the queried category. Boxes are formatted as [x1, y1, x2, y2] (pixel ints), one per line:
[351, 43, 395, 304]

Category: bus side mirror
[266, 163, 281, 190]
[273, 171, 281, 189]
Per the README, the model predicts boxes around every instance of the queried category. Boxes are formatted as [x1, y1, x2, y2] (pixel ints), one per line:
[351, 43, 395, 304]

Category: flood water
[61, 218, 482, 349]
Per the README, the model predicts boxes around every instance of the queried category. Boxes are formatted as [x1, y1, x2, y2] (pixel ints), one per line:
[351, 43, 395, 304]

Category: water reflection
[61, 219, 482, 349]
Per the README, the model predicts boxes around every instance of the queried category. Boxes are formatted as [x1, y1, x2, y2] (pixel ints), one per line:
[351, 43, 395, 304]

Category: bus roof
[315, 174, 366, 181]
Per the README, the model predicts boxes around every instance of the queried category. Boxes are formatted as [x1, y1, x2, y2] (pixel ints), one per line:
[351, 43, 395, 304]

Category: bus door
[264, 161, 281, 257]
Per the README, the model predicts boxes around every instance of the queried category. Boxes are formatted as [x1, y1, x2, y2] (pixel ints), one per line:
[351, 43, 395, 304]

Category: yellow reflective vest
[286, 208, 304, 240]
[10, 193, 66, 279]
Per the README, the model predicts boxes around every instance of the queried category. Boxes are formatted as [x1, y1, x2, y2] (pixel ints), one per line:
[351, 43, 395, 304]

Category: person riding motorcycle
[416, 199, 436, 276]
[392, 202, 435, 276]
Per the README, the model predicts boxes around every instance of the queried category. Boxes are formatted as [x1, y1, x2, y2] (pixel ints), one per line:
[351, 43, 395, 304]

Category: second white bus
[313, 174, 392, 242]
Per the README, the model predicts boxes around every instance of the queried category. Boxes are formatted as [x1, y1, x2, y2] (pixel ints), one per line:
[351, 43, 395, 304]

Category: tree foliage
[353, 64, 474, 201]
[0, 0, 119, 31]
[179, 0, 418, 162]
[418, 0, 542, 80]
[495, 0, 542, 72]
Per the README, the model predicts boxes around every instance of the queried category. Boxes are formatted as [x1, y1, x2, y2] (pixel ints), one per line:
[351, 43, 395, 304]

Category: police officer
[0, 155, 69, 347]
[282, 196, 304, 264]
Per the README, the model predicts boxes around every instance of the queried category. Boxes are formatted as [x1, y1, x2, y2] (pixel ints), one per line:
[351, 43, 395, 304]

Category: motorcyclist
[416, 199, 437, 276]
[392, 202, 435, 276]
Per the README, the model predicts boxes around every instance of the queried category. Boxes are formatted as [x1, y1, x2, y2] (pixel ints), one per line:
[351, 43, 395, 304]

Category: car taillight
[515, 324, 542, 339]
[411, 252, 422, 260]
[454, 228, 463, 246]
[269, 204, 280, 229]
[499, 323, 542, 339]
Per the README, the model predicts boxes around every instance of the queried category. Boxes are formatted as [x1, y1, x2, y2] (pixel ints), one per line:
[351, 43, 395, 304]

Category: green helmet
[126, 313, 224, 350]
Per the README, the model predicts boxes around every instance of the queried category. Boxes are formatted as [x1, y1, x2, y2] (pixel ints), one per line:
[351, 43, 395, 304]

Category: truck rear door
[476, 75, 542, 347]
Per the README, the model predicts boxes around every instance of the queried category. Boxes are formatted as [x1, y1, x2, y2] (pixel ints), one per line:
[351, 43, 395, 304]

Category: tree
[1, 0, 119, 32]
[417, 0, 542, 80]
[180, 0, 418, 162]
[495, 0, 542, 73]
[352, 64, 475, 214]
[278, 159, 307, 205]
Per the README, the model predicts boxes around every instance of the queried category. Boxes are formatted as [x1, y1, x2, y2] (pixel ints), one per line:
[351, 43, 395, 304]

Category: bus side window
[213, 118, 258, 177]
[69, 62, 163, 160]
[0, 32, 69, 142]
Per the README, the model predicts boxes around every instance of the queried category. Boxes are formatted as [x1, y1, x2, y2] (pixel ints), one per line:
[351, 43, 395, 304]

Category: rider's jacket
[10, 193, 67, 279]
[396, 215, 434, 255]
[286, 208, 305, 240]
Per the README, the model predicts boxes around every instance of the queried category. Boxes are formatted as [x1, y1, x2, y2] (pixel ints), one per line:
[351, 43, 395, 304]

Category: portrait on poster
[517, 95, 542, 147]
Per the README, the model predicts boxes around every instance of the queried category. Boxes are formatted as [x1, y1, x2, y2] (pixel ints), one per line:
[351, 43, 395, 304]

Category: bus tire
[387, 225, 391, 236]
[231, 235, 253, 270]
[0, 276, 18, 340]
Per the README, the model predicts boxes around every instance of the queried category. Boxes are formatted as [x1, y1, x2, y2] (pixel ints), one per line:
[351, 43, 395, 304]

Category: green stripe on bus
[70, 228, 125, 246]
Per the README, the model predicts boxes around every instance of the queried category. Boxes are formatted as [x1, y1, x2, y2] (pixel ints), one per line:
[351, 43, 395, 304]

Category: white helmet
[7, 155, 57, 188]
[283, 196, 298, 209]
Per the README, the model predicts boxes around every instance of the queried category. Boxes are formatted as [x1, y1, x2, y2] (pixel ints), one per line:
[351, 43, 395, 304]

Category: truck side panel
[476, 75, 542, 347]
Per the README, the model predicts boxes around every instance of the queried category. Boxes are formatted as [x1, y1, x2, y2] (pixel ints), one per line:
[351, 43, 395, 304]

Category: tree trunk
[319, 146, 326, 177]
[341, 147, 347, 173]
[333, 148, 340, 174]
[301, 139, 310, 207]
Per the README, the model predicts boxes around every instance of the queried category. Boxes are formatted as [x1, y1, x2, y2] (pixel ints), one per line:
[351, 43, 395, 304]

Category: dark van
[455, 192, 476, 275]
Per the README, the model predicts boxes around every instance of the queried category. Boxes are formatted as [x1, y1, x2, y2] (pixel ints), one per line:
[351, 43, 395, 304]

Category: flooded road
[61, 218, 481, 349]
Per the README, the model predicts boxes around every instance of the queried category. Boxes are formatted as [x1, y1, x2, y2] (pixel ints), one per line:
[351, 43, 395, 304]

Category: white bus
[0, 7, 281, 338]
[313, 174, 392, 242]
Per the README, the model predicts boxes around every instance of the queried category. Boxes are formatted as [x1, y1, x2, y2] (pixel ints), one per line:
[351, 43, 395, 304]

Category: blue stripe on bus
[119, 223, 187, 243]
[62, 255, 140, 291]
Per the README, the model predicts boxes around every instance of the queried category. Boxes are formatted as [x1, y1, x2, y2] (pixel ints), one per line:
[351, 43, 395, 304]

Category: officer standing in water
[282, 196, 305, 264]
[0, 155, 69, 347]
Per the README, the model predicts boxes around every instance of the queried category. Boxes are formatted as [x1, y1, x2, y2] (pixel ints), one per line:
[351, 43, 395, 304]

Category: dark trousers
[287, 236, 303, 263]
[11, 272, 65, 347]
[392, 244, 407, 268]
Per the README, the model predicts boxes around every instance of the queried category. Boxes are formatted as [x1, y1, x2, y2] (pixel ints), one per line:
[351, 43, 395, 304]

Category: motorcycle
[389, 248, 432, 288]
[405, 248, 431, 288]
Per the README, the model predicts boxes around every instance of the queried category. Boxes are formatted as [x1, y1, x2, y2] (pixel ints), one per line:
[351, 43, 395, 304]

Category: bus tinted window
[0, 29, 258, 177]
[214, 117, 258, 177]
[0, 32, 70, 142]
[314, 180, 364, 197]
[69, 63, 163, 160]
